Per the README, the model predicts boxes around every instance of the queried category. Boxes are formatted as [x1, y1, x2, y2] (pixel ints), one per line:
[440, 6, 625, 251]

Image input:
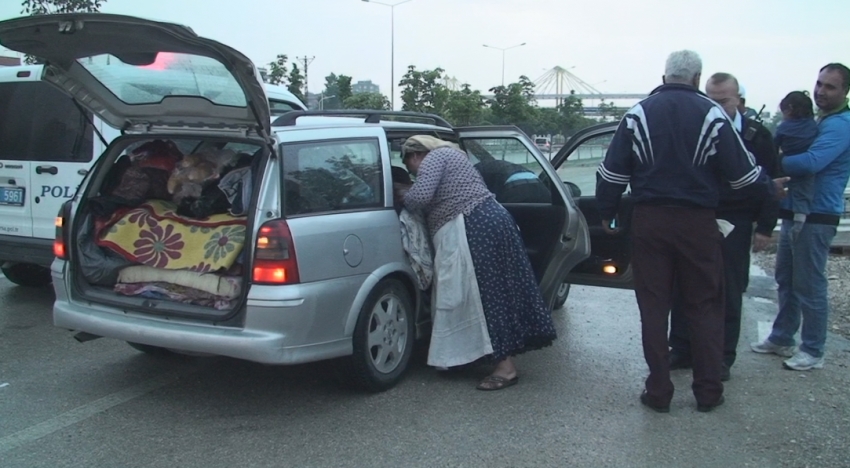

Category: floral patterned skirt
[464, 198, 557, 362]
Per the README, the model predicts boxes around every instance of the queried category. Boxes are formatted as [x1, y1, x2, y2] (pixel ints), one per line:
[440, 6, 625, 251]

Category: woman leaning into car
[396, 135, 557, 391]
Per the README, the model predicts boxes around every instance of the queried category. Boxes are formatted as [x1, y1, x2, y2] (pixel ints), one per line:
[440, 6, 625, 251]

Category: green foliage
[21, 0, 104, 14]
[399, 66, 450, 114]
[287, 63, 305, 102]
[21, 0, 107, 63]
[267, 54, 289, 86]
[344, 92, 391, 110]
[444, 84, 486, 126]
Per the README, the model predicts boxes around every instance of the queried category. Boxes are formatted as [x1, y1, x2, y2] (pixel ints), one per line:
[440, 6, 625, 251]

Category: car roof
[271, 115, 450, 133]
[263, 82, 307, 110]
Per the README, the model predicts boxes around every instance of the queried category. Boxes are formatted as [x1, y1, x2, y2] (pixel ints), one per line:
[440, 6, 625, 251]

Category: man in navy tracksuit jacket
[668, 73, 780, 382]
[596, 50, 782, 413]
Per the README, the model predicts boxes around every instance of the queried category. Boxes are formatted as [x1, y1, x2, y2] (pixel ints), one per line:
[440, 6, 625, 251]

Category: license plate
[0, 186, 25, 206]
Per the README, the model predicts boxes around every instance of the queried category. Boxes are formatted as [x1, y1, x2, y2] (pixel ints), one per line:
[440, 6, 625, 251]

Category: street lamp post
[362, 0, 415, 110]
[319, 94, 336, 110]
[483, 42, 526, 87]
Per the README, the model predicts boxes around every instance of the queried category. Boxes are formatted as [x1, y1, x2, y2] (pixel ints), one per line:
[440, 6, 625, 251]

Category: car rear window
[0, 81, 94, 162]
[280, 138, 383, 216]
[80, 53, 247, 106]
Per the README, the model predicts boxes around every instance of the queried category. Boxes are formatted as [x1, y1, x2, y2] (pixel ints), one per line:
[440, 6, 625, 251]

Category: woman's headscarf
[401, 135, 460, 157]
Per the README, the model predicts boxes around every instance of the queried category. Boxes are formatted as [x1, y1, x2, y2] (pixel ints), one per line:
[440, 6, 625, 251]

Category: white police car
[0, 64, 306, 287]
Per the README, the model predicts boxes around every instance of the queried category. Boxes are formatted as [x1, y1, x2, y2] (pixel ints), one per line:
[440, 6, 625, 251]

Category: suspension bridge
[472, 66, 647, 114]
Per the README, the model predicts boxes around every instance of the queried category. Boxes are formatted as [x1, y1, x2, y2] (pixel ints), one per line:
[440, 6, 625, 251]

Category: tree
[398, 66, 450, 115]
[337, 75, 353, 107]
[287, 63, 305, 102]
[558, 90, 593, 136]
[343, 92, 391, 110]
[21, 0, 105, 14]
[598, 100, 625, 122]
[488, 75, 539, 134]
[322, 73, 340, 109]
[21, 0, 107, 63]
[533, 107, 564, 137]
[267, 54, 289, 86]
[444, 84, 485, 126]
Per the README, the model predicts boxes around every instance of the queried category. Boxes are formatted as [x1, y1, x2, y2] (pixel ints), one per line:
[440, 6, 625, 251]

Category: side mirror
[563, 181, 581, 198]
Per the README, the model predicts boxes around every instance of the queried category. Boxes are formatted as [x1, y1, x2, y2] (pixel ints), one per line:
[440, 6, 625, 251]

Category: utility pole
[297, 55, 315, 106]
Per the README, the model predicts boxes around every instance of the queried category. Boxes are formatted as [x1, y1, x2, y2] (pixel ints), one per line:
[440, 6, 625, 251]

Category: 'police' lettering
[40, 186, 74, 198]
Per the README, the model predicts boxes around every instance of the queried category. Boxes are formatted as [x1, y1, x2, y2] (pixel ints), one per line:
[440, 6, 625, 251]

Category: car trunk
[67, 134, 267, 321]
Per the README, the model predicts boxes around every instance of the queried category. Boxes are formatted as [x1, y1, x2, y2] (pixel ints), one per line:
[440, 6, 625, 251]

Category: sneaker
[750, 339, 796, 357]
[783, 351, 824, 371]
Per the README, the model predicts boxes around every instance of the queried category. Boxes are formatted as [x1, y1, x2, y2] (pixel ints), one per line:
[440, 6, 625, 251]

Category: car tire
[1, 263, 52, 288]
[553, 282, 571, 310]
[343, 278, 415, 392]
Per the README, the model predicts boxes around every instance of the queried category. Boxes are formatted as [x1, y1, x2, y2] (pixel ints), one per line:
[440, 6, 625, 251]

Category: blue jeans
[768, 220, 837, 357]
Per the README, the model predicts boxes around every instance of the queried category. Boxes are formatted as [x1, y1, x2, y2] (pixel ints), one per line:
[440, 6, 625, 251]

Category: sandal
[476, 375, 519, 391]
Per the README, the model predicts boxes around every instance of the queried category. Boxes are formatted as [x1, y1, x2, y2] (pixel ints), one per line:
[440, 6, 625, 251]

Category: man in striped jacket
[596, 50, 786, 413]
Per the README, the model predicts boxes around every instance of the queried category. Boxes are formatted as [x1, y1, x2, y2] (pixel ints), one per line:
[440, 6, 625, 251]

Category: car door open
[455, 126, 590, 309]
[552, 122, 635, 290]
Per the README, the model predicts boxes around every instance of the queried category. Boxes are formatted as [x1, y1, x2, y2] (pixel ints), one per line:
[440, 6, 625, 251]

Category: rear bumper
[53, 299, 351, 364]
[51, 261, 359, 365]
[0, 235, 54, 267]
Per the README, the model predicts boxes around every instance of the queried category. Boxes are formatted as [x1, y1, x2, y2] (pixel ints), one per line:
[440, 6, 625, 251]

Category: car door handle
[35, 165, 58, 175]
[78, 169, 88, 176]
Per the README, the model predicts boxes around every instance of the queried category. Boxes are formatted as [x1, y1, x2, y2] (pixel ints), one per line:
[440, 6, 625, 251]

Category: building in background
[352, 80, 380, 94]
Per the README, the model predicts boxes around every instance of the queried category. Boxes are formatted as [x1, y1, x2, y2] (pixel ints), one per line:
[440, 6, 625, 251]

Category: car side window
[281, 138, 383, 216]
[462, 137, 553, 204]
[556, 134, 613, 197]
[269, 99, 300, 116]
[0, 81, 94, 162]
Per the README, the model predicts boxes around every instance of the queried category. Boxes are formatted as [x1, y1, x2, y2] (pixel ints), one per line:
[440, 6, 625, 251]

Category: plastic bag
[78, 215, 135, 286]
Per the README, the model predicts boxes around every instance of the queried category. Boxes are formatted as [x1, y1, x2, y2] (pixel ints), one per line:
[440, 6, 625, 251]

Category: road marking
[0, 372, 180, 454]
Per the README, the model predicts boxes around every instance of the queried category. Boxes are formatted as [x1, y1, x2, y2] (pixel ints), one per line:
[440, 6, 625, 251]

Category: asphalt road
[1, 270, 849, 468]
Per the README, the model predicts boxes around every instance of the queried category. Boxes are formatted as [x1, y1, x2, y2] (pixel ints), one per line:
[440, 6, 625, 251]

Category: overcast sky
[2, 0, 849, 112]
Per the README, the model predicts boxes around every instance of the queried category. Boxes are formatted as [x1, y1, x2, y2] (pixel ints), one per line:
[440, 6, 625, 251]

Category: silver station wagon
[0, 13, 635, 391]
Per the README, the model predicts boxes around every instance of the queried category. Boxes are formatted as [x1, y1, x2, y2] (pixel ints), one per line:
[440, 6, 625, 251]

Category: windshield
[79, 52, 247, 107]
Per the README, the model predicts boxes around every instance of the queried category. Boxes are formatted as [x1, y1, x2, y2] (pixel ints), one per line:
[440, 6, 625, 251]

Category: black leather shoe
[697, 395, 725, 413]
[721, 365, 731, 382]
[669, 353, 692, 370]
[640, 391, 670, 413]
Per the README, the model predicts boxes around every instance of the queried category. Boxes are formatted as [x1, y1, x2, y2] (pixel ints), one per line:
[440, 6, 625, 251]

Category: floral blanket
[97, 200, 246, 272]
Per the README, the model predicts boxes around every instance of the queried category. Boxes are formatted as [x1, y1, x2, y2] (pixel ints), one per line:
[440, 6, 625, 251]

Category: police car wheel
[1, 263, 52, 288]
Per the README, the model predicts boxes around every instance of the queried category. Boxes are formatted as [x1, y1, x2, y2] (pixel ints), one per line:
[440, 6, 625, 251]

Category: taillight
[53, 201, 72, 260]
[252, 219, 300, 285]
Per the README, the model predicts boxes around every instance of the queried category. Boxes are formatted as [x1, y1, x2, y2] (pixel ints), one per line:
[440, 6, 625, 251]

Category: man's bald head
[706, 73, 741, 119]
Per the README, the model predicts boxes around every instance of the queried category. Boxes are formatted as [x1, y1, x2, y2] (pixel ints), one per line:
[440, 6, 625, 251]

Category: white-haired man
[596, 50, 786, 413]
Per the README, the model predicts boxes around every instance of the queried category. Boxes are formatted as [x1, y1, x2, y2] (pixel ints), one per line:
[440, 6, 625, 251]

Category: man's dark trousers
[632, 205, 725, 407]
[670, 212, 753, 369]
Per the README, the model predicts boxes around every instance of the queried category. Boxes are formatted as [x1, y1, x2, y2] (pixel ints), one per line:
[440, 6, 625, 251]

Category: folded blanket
[117, 265, 241, 299]
[114, 282, 235, 310]
[97, 200, 246, 272]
